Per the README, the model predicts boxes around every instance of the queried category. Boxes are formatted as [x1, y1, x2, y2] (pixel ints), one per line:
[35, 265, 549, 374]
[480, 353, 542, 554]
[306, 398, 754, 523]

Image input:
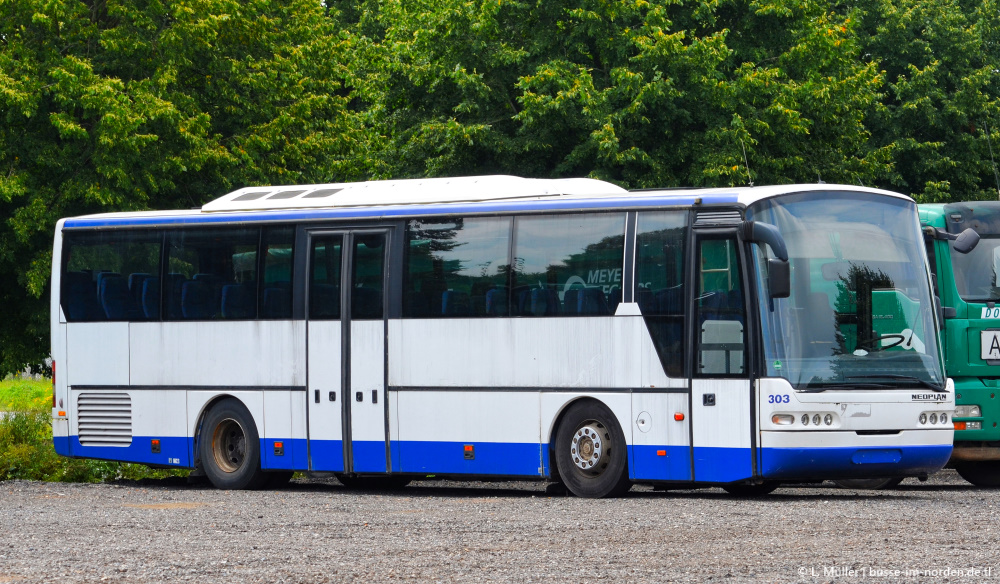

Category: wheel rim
[212, 417, 247, 473]
[570, 422, 610, 474]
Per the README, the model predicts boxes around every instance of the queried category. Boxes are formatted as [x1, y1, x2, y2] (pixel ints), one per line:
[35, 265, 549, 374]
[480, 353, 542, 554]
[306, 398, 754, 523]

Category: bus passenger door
[689, 234, 755, 483]
[306, 233, 346, 471]
[305, 230, 391, 474]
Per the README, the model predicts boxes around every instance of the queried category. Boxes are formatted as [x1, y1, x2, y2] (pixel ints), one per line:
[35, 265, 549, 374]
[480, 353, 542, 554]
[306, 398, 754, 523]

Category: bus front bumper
[759, 430, 953, 480]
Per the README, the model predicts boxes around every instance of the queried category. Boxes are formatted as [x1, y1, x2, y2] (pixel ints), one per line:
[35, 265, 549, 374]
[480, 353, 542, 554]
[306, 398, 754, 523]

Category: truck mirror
[953, 227, 979, 254]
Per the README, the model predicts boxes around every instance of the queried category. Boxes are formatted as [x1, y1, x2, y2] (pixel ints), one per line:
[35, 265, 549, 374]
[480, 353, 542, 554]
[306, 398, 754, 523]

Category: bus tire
[955, 462, 1000, 487]
[554, 401, 631, 498]
[833, 477, 903, 490]
[199, 398, 268, 490]
[335, 474, 411, 490]
[722, 482, 779, 496]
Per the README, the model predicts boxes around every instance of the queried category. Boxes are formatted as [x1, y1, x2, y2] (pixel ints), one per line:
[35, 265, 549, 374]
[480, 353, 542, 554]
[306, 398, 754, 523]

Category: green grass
[0, 377, 188, 483]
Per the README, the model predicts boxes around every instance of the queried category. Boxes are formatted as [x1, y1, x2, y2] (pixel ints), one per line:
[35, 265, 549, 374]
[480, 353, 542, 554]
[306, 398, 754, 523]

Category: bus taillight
[51, 361, 56, 408]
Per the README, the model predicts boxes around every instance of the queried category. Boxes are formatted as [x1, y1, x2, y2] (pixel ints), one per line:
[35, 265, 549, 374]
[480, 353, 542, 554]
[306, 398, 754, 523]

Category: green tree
[857, 0, 1000, 201]
[0, 0, 370, 375]
[351, 0, 890, 187]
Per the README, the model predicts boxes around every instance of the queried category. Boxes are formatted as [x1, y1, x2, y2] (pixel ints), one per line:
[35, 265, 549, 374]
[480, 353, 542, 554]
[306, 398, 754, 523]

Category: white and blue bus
[50, 176, 954, 496]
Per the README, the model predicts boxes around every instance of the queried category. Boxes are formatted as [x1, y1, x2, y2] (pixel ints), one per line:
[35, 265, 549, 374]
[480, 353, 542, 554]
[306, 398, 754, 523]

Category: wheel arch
[545, 395, 631, 478]
[191, 393, 258, 469]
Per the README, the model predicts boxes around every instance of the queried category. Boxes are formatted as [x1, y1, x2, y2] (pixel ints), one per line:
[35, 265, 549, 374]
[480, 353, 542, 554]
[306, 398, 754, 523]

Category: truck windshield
[746, 191, 945, 390]
[951, 238, 1000, 302]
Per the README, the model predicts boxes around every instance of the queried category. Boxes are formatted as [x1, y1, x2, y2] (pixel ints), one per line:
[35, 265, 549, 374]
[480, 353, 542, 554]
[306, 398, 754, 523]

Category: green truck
[921, 201, 1000, 486]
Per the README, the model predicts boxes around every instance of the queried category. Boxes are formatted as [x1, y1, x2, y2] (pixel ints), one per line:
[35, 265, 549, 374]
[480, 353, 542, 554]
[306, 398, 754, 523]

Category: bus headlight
[824, 414, 833, 426]
[772, 414, 794, 425]
[929, 413, 938, 424]
[919, 413, 927, 424]
[812, 414, 821, 426]
[954, 405, 982, 418]
[939, 413, 948, 425]
[801, 414, 810, 425]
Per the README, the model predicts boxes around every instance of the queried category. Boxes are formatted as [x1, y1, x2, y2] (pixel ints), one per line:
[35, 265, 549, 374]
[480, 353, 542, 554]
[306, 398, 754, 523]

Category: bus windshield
[747, 191, 945, 390]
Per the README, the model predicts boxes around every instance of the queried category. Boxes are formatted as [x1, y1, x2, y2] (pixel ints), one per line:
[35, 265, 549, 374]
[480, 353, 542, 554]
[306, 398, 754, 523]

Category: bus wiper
[845, 374, 946, 392]
[800, 382, 894, 393]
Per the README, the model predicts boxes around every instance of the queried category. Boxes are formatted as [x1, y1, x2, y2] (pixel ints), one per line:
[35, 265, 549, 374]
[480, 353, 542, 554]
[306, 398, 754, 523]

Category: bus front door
[306, 230, 391, 474]
[689, 234, 755, 483]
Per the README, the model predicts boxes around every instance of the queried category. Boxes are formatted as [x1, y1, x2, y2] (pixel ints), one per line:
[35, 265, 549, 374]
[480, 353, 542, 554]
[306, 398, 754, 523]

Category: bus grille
[76, 393, 133, 447]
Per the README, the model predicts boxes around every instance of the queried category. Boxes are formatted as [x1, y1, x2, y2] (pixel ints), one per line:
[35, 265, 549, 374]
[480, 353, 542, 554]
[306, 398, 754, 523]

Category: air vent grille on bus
[694, 210, 742, 227]
[77, 392, 133, 447]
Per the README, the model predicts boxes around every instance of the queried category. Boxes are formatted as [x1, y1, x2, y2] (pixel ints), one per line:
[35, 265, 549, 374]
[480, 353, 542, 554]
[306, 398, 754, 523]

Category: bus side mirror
[768, 258, 790, 299]
[953, 228, 979, 254]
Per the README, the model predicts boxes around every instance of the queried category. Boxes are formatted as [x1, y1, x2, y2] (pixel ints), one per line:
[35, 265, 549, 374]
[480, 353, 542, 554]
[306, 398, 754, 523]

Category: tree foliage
[1, 0, 999, 373]
[0, 0, 370, 373]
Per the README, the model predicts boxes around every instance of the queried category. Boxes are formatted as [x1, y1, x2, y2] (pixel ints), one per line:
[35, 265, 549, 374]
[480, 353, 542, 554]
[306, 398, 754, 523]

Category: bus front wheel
[200, 398, 269, 490]
[554, 401, 631, 498]
[955, 462, 1000, 487]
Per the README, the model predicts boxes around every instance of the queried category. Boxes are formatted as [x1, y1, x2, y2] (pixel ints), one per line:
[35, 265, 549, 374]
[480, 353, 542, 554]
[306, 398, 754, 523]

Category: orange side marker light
[674, 413, 685, 421]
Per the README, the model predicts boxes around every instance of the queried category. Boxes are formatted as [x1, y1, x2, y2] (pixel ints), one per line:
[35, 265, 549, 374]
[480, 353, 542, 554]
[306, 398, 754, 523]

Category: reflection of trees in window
[833, 263, 896, 355]
[403, 217, 511, 317]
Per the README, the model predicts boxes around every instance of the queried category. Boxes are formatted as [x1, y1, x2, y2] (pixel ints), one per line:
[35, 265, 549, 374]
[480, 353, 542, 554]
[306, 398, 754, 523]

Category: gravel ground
[0, 470, 997, 583]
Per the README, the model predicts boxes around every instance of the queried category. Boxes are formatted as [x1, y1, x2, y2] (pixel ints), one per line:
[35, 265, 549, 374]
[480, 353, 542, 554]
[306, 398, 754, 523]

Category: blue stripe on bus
[261, 438, 309, 471]
[694, 447, 755, 482]
[628, 445, 692, 481]
[759, 444, 953, 479]
[394, 440, 547, 476]
[351, 441, 389, 473]
[65, 436, 192, 467]
[307, 439, 345, 472]
[57, 437, 951, 482]
[62, 193, 741, 229]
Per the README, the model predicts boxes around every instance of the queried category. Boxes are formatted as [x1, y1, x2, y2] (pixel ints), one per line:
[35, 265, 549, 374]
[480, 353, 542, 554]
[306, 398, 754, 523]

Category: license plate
[982, 307, 1000, 319]
[982, 330, 1000, 360]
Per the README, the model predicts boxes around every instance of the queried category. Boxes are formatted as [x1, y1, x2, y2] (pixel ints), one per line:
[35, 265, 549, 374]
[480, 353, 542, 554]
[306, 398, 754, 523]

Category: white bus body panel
[129, 321, 304, 387]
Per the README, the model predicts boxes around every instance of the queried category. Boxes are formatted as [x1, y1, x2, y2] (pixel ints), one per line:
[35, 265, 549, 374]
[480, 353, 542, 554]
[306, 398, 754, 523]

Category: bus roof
[60, 177, 911, 229]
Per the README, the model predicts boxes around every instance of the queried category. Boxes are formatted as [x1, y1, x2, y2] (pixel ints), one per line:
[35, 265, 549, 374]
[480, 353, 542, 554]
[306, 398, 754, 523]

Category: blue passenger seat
[64, 271, 102, 320]
[485, 287, 508, 316]
[181, 280, 217, 319]
[100, 275, 141, 319]
[141, 277, 160, 319]
[221, 283, 256, 319]
[441, 290, 471, 316]
[262, 286, 292, 318]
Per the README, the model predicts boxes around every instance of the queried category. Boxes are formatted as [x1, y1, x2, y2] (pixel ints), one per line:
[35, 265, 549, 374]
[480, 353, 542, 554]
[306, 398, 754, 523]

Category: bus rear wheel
[955, 462, 1000, 487]
[554, 401, 631, 498]
[200, 398, 268, 490]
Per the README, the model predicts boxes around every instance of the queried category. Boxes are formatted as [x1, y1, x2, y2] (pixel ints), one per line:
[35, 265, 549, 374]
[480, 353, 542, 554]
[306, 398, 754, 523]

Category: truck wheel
[955, 462, 1000, 487]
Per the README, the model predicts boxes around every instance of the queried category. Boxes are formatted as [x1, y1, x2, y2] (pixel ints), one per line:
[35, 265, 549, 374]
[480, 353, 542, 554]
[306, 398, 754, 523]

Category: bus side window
[62, 230, 162, 322]
[260, 227, 294, 319]
[634, 211, 688, 377]
[512, 213, 625, 317]
[165, 227, 260, 321]
[403, 217, 512, 318]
